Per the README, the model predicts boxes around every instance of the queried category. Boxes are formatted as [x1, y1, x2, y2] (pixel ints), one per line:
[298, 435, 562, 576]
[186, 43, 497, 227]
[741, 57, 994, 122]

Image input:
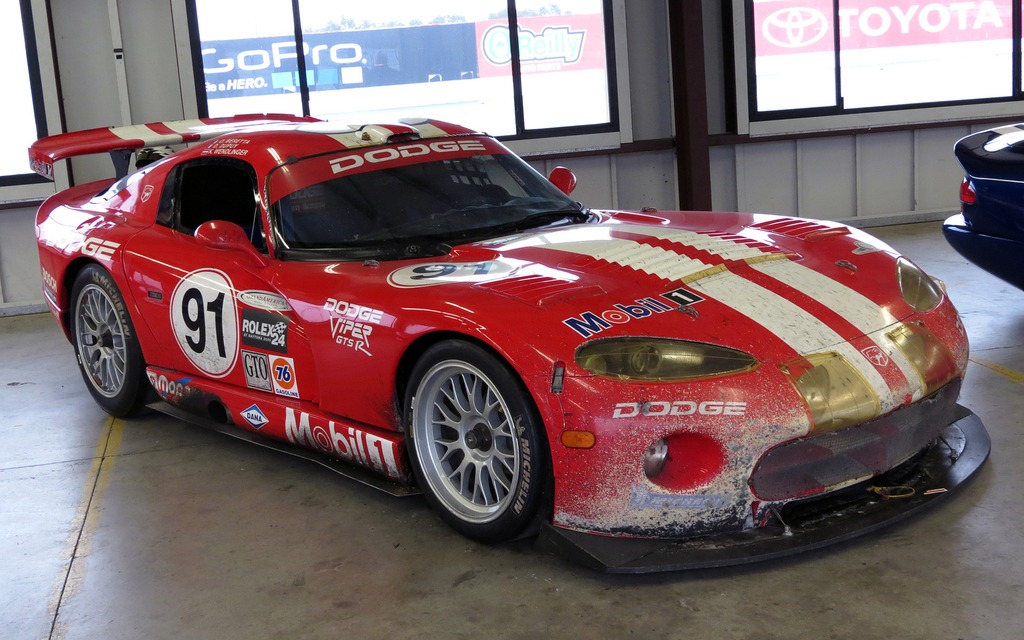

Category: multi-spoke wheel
[70, 264, 148, 417]
[405, 340, 546, 542]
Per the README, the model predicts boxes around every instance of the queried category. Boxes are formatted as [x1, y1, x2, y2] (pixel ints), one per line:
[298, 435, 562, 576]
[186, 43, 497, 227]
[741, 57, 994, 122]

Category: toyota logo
[762, 7, 829, 48]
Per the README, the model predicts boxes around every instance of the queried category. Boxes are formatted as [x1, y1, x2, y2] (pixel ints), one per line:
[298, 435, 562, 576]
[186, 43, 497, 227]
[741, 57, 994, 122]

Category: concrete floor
[2, 221, 1022, 640]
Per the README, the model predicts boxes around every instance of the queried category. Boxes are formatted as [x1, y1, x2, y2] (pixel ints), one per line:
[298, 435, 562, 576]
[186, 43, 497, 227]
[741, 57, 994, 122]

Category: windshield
[268, 139, 583, 259]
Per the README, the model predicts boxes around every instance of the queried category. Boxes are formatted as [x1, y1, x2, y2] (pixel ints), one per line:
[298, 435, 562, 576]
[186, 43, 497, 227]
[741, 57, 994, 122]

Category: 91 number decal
[387, 260, 517, 288]
[170, 269, 238, 377]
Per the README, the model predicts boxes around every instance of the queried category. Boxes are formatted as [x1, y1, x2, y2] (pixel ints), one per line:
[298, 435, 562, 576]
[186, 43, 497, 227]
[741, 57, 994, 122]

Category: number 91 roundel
[170, 269, 238, 378]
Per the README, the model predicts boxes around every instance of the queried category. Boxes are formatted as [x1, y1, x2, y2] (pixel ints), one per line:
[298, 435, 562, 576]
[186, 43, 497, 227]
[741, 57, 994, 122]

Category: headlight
[783, 353, 879, 433]
[576, 338, 758, 381]
[897, 258, 943, 312]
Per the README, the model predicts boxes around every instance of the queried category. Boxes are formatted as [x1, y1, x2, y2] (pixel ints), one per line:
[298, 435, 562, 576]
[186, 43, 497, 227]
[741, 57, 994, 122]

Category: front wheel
[405, 341, 547, 542]
[70, 264, 149, 417]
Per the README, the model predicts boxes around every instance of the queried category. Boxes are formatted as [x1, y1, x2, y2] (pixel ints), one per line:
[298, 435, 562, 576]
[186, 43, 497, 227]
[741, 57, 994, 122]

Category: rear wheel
[405, 340, 547, 542]
[70, 264, 148, 417]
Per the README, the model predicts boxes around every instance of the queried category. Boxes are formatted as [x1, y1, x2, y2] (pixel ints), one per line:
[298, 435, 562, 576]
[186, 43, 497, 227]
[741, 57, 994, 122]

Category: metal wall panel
[798, 137, 856, 220]
[735, 140, 797, 215]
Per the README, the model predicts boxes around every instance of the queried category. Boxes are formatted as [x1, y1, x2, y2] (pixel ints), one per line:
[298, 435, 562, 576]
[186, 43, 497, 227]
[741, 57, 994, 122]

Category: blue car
[944, 124, 1024, 290]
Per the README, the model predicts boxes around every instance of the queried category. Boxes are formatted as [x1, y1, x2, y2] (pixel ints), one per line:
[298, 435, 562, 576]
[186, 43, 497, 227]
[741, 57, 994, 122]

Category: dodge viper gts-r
[31, 115, 989, 572]
[945, 123, 1024, 290]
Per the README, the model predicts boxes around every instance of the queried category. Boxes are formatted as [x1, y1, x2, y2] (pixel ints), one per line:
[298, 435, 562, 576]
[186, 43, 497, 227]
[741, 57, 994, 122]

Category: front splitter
[537, 408, 990, 573]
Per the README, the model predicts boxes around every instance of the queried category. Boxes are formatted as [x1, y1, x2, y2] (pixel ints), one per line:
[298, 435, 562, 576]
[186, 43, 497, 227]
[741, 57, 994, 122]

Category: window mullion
[832, 0, 842, 110]
[507, 0, 525, 136]
[291, 0, 310, 117]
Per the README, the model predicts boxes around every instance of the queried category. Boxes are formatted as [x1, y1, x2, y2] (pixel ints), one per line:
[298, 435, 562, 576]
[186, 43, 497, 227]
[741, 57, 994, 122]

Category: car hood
[384, 211, 911, 365]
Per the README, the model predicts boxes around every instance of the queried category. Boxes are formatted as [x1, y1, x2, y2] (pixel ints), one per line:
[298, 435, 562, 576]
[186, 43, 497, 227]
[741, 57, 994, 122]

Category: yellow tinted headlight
[576, 338, 758, 381]
[897, 258, 943, 312]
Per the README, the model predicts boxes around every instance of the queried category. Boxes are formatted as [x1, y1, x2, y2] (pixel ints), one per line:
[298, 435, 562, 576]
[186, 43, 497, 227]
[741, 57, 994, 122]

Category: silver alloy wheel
[411, 360, 521, 523]
[75, 283, 128, 398]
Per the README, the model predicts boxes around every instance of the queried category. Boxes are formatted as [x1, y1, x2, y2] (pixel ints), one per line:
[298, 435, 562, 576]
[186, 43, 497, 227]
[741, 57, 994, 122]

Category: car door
[122, 157, 317, 403]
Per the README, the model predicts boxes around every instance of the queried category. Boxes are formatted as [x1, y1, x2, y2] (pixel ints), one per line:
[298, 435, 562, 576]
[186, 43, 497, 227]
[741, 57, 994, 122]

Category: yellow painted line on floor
[47, 416, 126, 640]
[970, 357, 1024, 385]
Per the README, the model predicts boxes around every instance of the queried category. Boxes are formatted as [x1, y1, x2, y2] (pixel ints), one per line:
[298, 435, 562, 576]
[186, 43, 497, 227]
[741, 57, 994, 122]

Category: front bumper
[943, 214, 1024, 290]
[537, 407, 989, 573]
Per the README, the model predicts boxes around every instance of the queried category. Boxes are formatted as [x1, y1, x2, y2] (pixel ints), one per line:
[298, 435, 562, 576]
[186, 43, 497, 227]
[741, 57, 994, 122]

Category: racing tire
[405, 340, 547, 543]
[70, 264, 149, 417]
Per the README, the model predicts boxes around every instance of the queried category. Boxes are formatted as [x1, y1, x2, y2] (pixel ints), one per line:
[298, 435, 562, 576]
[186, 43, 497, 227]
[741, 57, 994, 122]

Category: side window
[163, 159, 266, 251]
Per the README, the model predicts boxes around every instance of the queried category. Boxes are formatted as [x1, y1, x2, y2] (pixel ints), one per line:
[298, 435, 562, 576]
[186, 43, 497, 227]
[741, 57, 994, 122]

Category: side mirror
[194, 220, 268, 268]
[548, 166, 577, 196]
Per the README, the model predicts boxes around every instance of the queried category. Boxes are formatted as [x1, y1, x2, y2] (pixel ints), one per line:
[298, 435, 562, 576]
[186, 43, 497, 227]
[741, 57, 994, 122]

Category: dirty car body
[32, 115, 989, 572]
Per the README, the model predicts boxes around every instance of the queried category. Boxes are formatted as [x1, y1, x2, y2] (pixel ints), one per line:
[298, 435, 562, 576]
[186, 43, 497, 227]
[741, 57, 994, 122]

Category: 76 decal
[170, 269, 239, 378]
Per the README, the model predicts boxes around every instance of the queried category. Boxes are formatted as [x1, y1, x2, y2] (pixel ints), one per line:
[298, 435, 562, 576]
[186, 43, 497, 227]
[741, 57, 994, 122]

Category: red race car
[31, 115, 989, 572]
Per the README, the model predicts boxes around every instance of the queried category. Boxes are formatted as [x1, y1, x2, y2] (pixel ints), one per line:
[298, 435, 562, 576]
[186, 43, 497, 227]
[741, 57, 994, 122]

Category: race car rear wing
[29, 113, 319, 180]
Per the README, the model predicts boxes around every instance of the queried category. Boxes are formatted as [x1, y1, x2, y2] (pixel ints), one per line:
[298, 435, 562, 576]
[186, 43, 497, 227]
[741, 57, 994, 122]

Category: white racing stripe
[616, 224, 780, 262]
[688, 271, 895, 404]
[752, 259, 921, 390]
[549, 237, 717, 282]
[108, 124, 184, 146]
[546, 228, 912, 405]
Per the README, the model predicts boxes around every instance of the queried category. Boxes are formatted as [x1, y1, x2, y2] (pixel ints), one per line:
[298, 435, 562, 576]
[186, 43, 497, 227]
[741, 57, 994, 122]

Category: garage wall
[709, 125, 974, 224]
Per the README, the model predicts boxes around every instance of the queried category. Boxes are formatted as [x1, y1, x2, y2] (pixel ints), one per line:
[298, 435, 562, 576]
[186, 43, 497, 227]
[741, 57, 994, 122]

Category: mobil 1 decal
[170, 269, 239, 378]
[563, 287, 704, 338]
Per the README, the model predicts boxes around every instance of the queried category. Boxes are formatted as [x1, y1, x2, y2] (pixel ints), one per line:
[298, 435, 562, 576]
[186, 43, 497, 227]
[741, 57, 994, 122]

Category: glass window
[191, 0, 616, 138]
[0, 0, 48, 185]
[748, 0, 1016, 118]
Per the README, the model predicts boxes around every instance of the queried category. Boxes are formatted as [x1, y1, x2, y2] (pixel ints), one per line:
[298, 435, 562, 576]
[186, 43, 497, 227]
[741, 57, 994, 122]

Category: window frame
[0, 0, 65, 201]
[181, 0, 631, 153]
[733, 0, 1024, 137]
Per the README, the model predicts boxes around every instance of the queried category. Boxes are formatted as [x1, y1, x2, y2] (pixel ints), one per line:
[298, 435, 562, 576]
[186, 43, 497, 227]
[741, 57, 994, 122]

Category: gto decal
[285, 408, 401, 478]
[241, 308, 289, 354]
[170, 269, 238, 378]
[563, 297, 673, 338]
[242, 350, 273, 391]
[613, 400, 748, 418]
